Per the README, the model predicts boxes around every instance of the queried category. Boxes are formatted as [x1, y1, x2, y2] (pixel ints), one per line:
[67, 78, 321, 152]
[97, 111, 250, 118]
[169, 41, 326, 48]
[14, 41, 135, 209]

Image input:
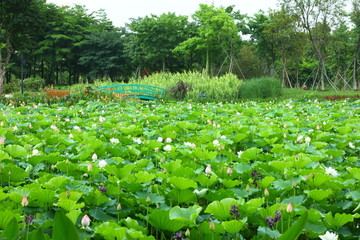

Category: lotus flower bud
[21, 196, 28, 207]
[286, 203, 293, 213]
[81, 215, 91, 228]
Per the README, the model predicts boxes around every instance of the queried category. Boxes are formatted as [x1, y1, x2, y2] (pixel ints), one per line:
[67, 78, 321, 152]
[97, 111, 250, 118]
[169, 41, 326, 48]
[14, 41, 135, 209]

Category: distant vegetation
[0, 0, 359, 95]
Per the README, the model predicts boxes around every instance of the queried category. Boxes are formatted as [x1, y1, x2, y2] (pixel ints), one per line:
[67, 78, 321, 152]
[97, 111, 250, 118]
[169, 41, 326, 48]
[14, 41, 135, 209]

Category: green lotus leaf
[348, 168, 360, 181]
[57, 198, 85, 212]
[278, 211, 308, 240]
[5, 145, 27, 158]
[0, 150, 10, 161]
[324, 212, 355, 228]
[169, 205, 202, 226]
[147, 209, 186, 232]
[281, 194, 306, 206]
[1, 165, 29, 183]
[259, 176, 275, 188]
[29, 188, 56, 207]
[52, 211, 80, 240]
[169, 176, 197, 190]
[307, 189, 333, 201]
[222, 179, 241, 188]
[257, 226, 281, 239]
[221, 219, 246, 234]
[241, 198, 265, 215]
[346, 190, 360, 201]
[43, 176, 68, 189]
[205, 198, 242, 221]
[3, 217, 19, 240]
[89, 208, 117, 222]
[66, 210, 81, 225]
[241, 147, 262, 160]
[195, 174, 218, 187]
[168, 188, 197, 204]
[135, 171, 155, 183]
[123, 217, 147, 234]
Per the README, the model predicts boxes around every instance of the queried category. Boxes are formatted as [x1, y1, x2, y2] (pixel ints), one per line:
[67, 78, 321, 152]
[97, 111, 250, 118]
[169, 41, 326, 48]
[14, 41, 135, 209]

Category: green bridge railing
[92, 84, 166, 100]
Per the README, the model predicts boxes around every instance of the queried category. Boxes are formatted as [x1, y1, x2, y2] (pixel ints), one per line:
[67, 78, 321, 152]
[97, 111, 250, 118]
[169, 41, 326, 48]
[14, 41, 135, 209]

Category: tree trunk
[162, 57, 166, 72]
[354, 56, 358, 90]
[0, 37, 12, 94]
[320, 57, 325, 91]
[206, 46, 210, 75]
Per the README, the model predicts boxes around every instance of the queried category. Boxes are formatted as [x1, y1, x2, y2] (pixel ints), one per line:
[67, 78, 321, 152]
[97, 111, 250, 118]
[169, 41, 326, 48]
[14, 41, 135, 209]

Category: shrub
[238, 77, 282, 99]
[23, 77, 45, 91]
[3, 82, 20, 93]
[130, 71, 242, 101]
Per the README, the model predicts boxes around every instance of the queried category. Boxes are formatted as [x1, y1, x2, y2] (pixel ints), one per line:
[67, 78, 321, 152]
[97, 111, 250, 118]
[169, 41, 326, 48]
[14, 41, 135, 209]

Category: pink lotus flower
[81, 215, 91, 228]
[226, 167, 233, 175]
[87, 163, 93, 172]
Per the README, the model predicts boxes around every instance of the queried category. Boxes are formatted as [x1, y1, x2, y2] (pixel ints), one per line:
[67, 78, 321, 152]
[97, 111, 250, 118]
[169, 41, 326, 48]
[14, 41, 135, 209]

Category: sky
[46, 0, 279, 27]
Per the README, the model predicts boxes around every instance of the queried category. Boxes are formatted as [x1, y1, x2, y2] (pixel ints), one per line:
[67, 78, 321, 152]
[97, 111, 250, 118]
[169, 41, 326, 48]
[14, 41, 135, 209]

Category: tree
[126, 13, 189, 75]
[263, 9, 306, 87]
[248, 11, 276, 75]
[79, 30, 129, 81]
[351, 0, 360, 90]
[281, 0, 347, 90]
[0, 0, 44, 94]
[174, 4, 240, 75]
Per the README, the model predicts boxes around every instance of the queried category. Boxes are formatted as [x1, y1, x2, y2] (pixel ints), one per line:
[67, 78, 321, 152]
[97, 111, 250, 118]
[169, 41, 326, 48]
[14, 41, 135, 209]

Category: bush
[23, 77, 45, 91]
[238, 77, 283, 99]
[130, 71, 242, 101]
[3, 82, 20, 93]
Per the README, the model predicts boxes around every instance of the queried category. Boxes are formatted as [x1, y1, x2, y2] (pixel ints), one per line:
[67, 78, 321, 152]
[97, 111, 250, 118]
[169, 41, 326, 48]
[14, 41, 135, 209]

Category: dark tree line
[1, 0, 359, 94]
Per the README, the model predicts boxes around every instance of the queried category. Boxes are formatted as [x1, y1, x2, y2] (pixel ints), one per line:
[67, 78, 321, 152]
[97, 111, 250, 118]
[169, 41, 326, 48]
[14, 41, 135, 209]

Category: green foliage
[131, 71, 242, 101]
[0, 98, 359, 239]
[23, 77, 45, 91]
[238, 77, 282, 99]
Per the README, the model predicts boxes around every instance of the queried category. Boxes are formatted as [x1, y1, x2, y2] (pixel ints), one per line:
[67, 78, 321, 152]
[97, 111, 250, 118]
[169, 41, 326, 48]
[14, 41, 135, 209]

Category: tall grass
[129, 71, 242, 101]
[238, 77, 283, 99]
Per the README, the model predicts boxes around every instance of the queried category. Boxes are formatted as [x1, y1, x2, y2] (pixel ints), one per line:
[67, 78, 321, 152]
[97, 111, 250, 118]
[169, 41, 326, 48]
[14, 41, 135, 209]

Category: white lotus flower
[92, 153, 98, 161]
[99, 116, 105, 122]
[319, 231, 338, 240]
[349, 142, 355, 149]
[32, 149, 39, 156]
[110, 138, 119, 144]
[305, 137, 311, 145]
[98, 160, 107, 169]
[237, 151, 243, 158]
[157, 137, 163, 142]
[325, 167, 339, 177]
[296, 135, 303, 142]
[74, 126, 81, 132]
[213, 140, 220, 147]
[13, 125, 18, 131]
[165, 138, 172, 143]
[133, 138, 142, 144]
[164, 144, 172, 152]
[69, 133, 74, 138]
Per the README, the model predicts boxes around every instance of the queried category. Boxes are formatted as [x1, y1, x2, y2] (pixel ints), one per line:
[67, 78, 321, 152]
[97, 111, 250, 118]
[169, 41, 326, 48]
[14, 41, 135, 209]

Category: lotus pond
[0, 99, 359, 240]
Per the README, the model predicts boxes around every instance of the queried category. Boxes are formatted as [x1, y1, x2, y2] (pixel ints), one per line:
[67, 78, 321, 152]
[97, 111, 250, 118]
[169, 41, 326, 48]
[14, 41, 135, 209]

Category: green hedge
[238, 77, 283, 99]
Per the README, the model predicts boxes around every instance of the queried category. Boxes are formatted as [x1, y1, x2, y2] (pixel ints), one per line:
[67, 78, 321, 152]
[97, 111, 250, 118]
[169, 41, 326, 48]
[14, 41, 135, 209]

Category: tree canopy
[1, 0, 359, 93]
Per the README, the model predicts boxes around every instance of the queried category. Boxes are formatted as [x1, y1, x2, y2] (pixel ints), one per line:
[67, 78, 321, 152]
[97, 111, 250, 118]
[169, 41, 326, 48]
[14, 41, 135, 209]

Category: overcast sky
[46, 0, 279, 27]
